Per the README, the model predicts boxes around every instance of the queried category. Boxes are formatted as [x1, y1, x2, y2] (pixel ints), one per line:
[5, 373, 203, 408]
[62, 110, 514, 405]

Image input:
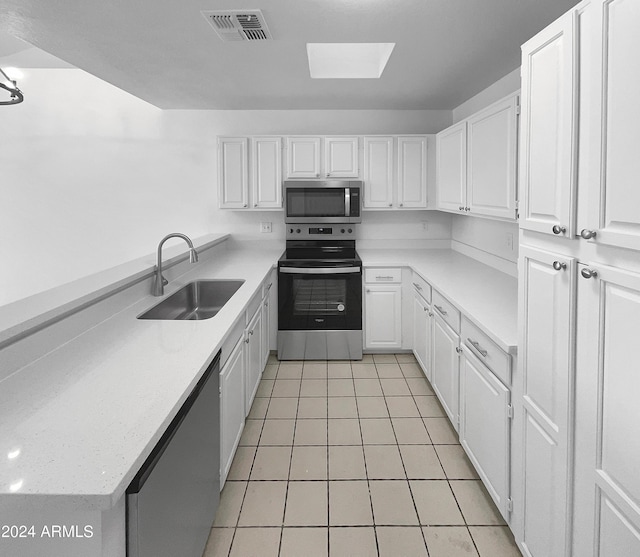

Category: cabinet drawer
[364, 267, 402, 283]
[411, 273, 431, 303]
[432, 290, 461, 332]
[461, 317, 511, 387]
[245, 289, 262, 324]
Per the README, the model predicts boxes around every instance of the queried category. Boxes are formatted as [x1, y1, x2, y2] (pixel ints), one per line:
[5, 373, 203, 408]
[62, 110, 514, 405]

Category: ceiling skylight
[307, 43, 395, 79]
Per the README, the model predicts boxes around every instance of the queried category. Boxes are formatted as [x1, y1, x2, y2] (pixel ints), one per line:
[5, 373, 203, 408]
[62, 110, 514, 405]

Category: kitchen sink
[138, 279, 245, 320]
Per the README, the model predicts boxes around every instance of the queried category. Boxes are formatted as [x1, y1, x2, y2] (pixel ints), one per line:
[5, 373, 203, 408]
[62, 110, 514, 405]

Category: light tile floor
[203, 353, 522, 557]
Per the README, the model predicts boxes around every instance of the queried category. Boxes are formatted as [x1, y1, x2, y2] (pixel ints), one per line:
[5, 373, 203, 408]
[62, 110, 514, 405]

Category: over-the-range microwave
[283, 180, 362, 224]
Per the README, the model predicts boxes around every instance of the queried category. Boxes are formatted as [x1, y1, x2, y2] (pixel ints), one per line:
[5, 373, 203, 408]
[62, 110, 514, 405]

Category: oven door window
[286, 188, 346, 218]
[279, 271, 361, 330]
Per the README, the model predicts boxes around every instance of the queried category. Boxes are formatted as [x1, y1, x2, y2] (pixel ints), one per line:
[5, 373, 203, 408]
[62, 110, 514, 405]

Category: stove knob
[348, 228, 353, 234]
[289, 228, 293, 233]
[296, 229, 301, 234]
[341, 228, 345, 233]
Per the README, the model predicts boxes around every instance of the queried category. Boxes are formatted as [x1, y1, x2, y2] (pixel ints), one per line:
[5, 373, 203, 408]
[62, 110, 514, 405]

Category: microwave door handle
[345, 188, 351, 217]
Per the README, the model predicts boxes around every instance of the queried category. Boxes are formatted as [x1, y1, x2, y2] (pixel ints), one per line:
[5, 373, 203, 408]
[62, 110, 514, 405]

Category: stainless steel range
[277, 225, 362, 361]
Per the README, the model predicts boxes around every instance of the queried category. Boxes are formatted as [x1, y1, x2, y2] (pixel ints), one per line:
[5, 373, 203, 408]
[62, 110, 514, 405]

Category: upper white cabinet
[362, 135, 429, 210]
[519, 12, 576, 237]
[218, 137, 249, 209]
[286, 136, 358, 179]
[397, 136, 428, 208]
[436, 122, 467, 213]
[324, 137, 359, 178]
[251, 137, 282, 209]
[578, 0, 640, 252]
[436, 94, 518, 220]
[467, 95, 518, 219]
[218, 136, 282, 210]
[363, 136, 394, 208]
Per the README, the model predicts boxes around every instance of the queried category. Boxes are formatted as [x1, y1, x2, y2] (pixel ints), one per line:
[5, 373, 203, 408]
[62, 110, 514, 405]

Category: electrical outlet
[506, 233, 514, 251]
[260, 222, 272, 233]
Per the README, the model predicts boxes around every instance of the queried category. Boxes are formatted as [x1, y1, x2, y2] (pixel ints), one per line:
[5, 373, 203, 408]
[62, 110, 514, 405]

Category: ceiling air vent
[201, 10, 272, 42]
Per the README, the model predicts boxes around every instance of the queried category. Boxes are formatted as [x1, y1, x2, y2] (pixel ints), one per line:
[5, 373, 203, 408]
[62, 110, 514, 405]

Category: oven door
[278, 266, 362, 331]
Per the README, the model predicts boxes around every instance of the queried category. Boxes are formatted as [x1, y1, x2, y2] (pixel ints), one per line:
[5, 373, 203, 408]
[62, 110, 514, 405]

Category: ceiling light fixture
[307, 43, 395, 79]
[0, 67, 24, 105]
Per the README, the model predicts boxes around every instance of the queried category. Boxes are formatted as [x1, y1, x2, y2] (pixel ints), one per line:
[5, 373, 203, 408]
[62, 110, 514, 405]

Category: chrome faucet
[153, 233, 199, 296]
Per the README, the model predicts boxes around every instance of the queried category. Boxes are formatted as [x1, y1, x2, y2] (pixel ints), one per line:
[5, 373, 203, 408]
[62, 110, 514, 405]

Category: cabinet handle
[465, 207, 470, 212]
[366, 288, 371, 293]
[580, 229, 598, 240]
[248, 330, 254, 336]
[428, 311, 433, 317]
[423, 307, 428, 312]
[376, 276, 394, 280]
[254, 203, 258, 207]
[466, 338, 488, 358]
[245, 338, 250, 344]
[389, 203, 393, 207]
[552, 261, 567, 271]
[399, 203, 404, 207]
[459, 206, 464, 211]
[455, 346, 462, 354]
[412, 282, 422, 291]
[433, 304, 447, 316]
[552, 224, 566, 235]
[581, 268, 598, 279]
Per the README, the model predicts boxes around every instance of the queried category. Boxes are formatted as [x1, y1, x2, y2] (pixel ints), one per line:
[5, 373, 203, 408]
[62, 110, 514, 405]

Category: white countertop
[359, 249, 518, 354]
[0, 246, 282, 510]
[0, 245, 516, 511]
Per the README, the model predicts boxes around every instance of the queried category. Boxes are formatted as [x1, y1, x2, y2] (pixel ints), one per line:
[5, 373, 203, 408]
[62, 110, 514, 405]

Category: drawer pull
[376, 275, 395, 280]
[467, 338, 487, 358]
[412, 282, 423, 291]
[433, 304, 447, 316]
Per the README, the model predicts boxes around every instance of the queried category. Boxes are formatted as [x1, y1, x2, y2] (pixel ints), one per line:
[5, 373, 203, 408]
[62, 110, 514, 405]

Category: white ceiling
[0, 0, 579, 110]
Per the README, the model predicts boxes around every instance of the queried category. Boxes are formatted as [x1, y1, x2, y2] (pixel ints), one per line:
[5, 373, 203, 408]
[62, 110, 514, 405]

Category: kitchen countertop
[359, 249, 518, 354]
[0, 244, 516, 512]
[0, 245, 282, 510]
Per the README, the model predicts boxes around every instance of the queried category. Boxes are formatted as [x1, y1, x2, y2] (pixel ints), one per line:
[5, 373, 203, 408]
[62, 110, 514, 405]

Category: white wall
[0, 69, 212, 306]
[449, 69, 521, 275]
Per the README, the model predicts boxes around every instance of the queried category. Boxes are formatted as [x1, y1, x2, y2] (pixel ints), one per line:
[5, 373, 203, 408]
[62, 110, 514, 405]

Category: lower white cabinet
[412, 287, 432, 380]
[460, 345, 511, 519]
[220, 337, 245, 487]
[431, 313, 460, 431]
[244, 304, 263, 414]
[364, 278, 402, 350]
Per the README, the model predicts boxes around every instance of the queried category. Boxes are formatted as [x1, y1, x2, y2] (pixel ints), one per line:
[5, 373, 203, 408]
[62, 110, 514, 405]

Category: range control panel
[286, 225, 356, 240]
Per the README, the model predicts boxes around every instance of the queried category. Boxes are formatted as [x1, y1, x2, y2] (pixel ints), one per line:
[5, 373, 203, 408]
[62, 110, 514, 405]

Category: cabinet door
[260, 291, 271, 370]
[244, 308, 263, 415]
[218, 137, 248, 209]
[467, 95, 518, 220]
[436, 122, 467, 213]
[397, 136, 428, 208]
[517, 245, 576, 557]
[460, 346, 511, 519]
[580, 0, 640, 252]
[364, 284, 402, 349]
[251, 137, 282, 209]
[431, 314, 460, 430]
[412, 292, 431, 380]
[286, 136, 321, 178]
[520, 12, 577, 237]
[573, 262, 640, 557]
[220, 337, 245, 486]
[363, 136, 394, 209]
[325, 137, 359, 178]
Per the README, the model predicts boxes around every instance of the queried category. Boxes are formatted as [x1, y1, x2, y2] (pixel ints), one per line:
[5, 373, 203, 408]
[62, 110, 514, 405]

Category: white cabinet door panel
[520, 13, 576, 237]
[286, 137, 321, 178]
[432, 314, 460, 430]
[365, 285, 402, 349]
[573, 262, 640, 557]
[518, 245, 576, 557]
[460, 347, 511, 519]
[467, 95, 518, 220]
[583, 0, 640, 251]
[363, 136, 394, 208]
[218, 137, 248, 209]
[244, 308, 263, 415]
[412, 292, 431, 380]
[325, 136, 359, 178]
[436, 122, 467, 213]
[220, 337, 245, 487]
[397, 136, 427, 208]
[251, 137, 282, 209]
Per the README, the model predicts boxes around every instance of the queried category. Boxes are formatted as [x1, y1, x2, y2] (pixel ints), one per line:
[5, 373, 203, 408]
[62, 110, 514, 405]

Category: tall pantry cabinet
[515, 1, 640, 556]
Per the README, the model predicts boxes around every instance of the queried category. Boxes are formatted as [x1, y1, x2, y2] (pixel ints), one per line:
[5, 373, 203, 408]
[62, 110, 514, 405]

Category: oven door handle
[279, 267, 361, 275]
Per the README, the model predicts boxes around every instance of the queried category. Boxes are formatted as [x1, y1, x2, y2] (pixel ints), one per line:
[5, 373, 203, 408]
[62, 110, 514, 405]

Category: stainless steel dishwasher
[127, 351, 220, 557]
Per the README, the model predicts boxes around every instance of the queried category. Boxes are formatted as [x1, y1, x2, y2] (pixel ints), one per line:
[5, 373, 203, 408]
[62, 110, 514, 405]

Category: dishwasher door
[127, 352, 220, 557]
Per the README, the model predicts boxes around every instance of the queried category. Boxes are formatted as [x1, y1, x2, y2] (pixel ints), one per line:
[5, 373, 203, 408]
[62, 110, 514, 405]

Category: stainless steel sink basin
[138, 279, 245, 320]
